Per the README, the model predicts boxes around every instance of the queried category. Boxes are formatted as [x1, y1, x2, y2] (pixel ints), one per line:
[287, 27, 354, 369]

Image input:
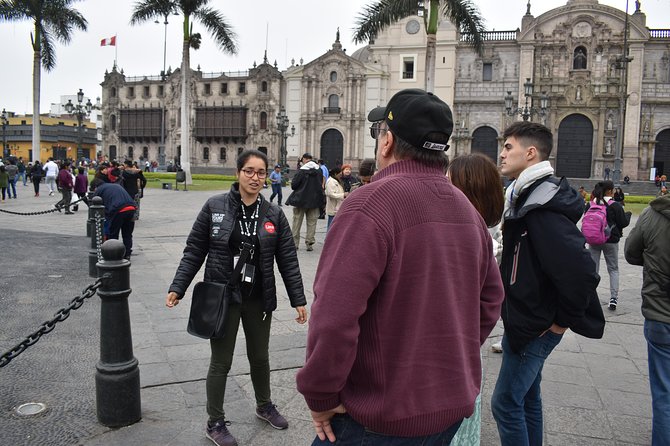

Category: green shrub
[625, 195, 655, 204]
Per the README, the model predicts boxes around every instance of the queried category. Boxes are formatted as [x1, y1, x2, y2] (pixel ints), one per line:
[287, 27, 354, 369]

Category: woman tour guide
[166, 149, 308, 446]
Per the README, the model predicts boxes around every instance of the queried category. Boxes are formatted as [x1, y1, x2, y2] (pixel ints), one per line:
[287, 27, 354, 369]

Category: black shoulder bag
[187, 242, 253, 339]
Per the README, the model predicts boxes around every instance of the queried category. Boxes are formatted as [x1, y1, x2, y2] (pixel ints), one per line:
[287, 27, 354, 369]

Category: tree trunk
[425, 33, 437, 93]
[180, 20, 192, 185]
[32, 27, 41, 163]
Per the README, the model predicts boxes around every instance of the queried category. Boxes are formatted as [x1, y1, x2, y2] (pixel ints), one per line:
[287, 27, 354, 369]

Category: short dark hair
[502, 121, 553, 160]
[359, 158, 376, 177]
[448, 153, 504, 227]
[591, 180, 615, 205]
[391, 131, 449, 172]
[329, 166, 342, 177]
[236, 149, 268, 171]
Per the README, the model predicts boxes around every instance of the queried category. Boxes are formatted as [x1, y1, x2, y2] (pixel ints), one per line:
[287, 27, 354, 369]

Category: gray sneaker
[206, 420, 238, 446]
[256, 403, 289, 429]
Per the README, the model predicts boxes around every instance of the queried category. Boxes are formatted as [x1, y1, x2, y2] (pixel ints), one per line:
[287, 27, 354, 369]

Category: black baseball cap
[367, 106, 386, 122]
[301, 152, 313, 160]
[370, 89, 453, 151]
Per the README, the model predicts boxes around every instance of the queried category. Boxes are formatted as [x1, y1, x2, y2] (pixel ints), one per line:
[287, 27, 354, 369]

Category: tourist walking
[324, 166, 347, 232]
[17, 157, 27, 186]
[491, 121, 605, 446]
[43, 157, 59, 196]
[4, 158, 18, 199]
[166, 149, 307, 446]
[297, 89, 504, 445]
[286, 152, 324, 251]
[0, 165, 8, 201]
[30, 161, 43, 196]
[269, 164, 283, 206]
[585, 180, 631, 311]
[624, 192, 670, 446]
[55, 161, 74, 214]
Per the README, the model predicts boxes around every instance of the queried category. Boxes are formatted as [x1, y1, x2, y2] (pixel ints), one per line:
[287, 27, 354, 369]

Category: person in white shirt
[42, 157, 59, 196]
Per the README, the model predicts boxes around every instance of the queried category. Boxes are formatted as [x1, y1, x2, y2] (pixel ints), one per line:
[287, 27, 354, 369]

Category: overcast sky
[1, 0, 667, 115]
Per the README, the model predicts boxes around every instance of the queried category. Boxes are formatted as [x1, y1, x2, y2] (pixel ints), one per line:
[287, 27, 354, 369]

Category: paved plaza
[0, 184, 653, 445]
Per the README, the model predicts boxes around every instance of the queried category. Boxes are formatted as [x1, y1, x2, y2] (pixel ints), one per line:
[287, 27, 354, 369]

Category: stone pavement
[0, 184, 652, 445]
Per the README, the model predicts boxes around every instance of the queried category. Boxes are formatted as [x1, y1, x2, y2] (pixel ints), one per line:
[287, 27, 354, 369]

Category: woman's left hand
[295, 306, 308, 324]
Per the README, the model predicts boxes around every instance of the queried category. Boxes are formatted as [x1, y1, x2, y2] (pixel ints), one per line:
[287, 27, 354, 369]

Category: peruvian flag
[100, 36, 116, 46]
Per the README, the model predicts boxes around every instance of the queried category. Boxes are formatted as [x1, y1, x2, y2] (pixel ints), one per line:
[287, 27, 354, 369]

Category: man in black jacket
[491, 121, 604, 446]
[286, 153, 324, 251]
[90, 179, 137, 260]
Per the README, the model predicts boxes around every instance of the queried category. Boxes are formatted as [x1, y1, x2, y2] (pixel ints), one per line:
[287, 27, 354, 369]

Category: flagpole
[115, 34, 118, 67]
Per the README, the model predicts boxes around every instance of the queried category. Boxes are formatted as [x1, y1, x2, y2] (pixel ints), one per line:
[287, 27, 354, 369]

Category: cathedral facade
[100, 0, 670, 179]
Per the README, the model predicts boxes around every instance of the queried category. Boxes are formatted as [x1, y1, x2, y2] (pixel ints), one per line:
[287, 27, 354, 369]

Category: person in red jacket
[296, 89, 504, 444]
[55, 161, 74, 214]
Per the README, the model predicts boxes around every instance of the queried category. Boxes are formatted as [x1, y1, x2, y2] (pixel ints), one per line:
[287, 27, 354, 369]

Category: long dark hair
[591, 180, 614, 205]
[236, 149, 268, 171]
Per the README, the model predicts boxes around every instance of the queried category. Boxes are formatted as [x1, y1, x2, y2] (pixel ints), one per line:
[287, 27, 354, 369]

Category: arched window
[111, 87, 117, 98]
[261, 81, 268, 92]
[330, 71, 337, 82]
[260, 112, 267, 130]
[203, 147, 209, 160]
[220, 147, 227, 162]
[142, 146, 149, 160]
[329, 94, 339, 108]
[573, 46, 588, 70]
[110, 114, 116, 131]
[128, 146, 134, 160]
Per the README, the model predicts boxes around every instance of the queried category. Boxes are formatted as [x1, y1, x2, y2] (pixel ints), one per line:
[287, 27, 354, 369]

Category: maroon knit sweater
[296, 159, 504, 436]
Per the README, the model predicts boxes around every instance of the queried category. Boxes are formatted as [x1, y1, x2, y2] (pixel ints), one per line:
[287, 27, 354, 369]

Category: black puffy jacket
[169, 183, 306, 312]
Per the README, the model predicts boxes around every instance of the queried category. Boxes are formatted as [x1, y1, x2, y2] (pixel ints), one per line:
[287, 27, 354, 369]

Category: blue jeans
[491, 331, 563, 446]
[327, 214, 335, 232]
[8, 177, 17, 198]
[311, 413, 462, 446]
[270, 183, 282, 205]
[17, 171, 27, 186]
[645, 319, 670, 446]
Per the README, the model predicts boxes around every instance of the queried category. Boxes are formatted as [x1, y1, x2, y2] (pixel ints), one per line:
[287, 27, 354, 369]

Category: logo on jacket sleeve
[264, 221, 276, 234]
[212, 213, 225, 223]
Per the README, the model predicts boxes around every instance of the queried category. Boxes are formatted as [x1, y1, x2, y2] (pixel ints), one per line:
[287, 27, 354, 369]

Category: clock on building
[406, 19, 420, 35]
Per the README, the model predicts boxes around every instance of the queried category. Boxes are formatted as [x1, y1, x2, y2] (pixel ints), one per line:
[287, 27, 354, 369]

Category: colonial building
[99, 0, 670, 180]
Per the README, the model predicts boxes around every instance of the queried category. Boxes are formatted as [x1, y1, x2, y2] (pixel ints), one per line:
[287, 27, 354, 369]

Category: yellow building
[2, 113, 98, 164]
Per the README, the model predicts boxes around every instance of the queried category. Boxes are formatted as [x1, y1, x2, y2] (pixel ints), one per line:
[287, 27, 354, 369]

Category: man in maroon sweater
[296, 89, 504, 444]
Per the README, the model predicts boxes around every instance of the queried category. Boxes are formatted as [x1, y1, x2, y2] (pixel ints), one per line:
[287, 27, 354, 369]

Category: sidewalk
[0, 185, 652, 445]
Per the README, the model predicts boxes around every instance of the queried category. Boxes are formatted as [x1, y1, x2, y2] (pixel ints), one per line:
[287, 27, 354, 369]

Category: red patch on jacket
[264, 222, 276, 234]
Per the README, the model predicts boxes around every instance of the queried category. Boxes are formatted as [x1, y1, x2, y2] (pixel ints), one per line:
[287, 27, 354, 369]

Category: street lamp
[1, 108, 8, 159]
[451, 119, 469, 157]
[504, 78, 549, 122]
[276, 106, 295, 172]
[65, 89, 94, 161]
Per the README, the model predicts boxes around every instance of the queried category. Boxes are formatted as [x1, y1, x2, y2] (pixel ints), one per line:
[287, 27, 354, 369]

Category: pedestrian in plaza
[166, 149, 307, 446]
[90, 178, 136, 260]
[340, 163, 359, 193]
[43, 157, 59, 196]
[491, 121, 605, 446]
[604, 165, 611, 180]
[30, 161, 42, 197]
[350, 158, 376, 191]
[578, 185, 588, 203]
[269, 164, 283, 206]
[624, 192, 670, 446]
[74, 167, 89, 207]
[586, 180, 631, 311]
[55, 161, 74, 214]
[17, 157, 27, 186]
[296, 89, 504, 445]
[446, 152, 505, 446]
[5, 158, 18, 199]
[286, 152, 324, 251]
[324, 166, 347, 232]
[121, 160, 146, 220]
[0, 165, 8, 202]
[613, 186, 625, 205]
[318, 159, 329, 182]
[658, 185, 668, 197]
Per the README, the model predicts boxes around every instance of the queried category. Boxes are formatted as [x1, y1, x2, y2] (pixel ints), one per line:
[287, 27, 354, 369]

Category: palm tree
[0, 0, 87, 162]
[353, 0, 485, 93]
[131, 0, 237, 184]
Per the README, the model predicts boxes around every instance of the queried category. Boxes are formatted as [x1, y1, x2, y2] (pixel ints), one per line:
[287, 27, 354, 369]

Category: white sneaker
[491, 342, 503, 353]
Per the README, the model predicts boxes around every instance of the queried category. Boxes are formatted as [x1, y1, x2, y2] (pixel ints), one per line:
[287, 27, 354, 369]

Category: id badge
[242, 263, 255, 283]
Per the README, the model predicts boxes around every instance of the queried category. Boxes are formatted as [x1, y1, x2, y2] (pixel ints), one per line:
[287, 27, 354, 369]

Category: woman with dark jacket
[166, 149, 307, 446]
[586, 180, 631, 311]
[30, 161, 43, 197]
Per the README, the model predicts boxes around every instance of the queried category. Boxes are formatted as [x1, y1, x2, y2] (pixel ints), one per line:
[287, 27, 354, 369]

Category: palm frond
[0, 0, 29, 21]
[43, 1, 87, 43]
[353, 0, 419, 44]
[39, 27, 57, 71]
[130, 0, 177, 25]
[192, 6, 237, 54]
[441, 0, 485, 55]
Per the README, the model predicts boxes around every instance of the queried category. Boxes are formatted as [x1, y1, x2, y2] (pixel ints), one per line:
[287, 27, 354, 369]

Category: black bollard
[87, 196, 95, 237]
[89, 196, 105, 278]
[95, 239, 141, 427]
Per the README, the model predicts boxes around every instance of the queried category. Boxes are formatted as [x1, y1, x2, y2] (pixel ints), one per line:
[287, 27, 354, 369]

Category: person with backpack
[584, 180, 631, 311]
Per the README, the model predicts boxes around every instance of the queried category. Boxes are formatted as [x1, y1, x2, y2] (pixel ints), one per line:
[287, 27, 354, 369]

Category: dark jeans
[32, 177, 41, 195]
[108, 210, 135, 257]
[7, 178, 17, 198]
[57, 189, 72, 211]
[207, 295, 272, 422]
[270, 183, 282, 205]
[311, 413, 462, 446]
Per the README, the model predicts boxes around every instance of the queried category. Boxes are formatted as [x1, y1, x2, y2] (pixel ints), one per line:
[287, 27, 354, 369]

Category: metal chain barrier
[94, 212, 104, 262]
[0, 278, 103, 368]
[0, 196, 87, 216]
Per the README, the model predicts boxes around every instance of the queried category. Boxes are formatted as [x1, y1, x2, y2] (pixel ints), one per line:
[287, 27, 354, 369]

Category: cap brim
[367, 106, 386, 122]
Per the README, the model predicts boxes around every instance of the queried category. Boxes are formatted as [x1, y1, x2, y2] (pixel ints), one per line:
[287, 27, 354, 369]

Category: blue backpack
[582, 201, 611, 245]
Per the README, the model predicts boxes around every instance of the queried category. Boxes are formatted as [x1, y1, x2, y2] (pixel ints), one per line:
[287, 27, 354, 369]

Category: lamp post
[504, 78, 549, 122]
[65, 89, 93, 161]
[1, 108, 8, 159]
[613, 0, 633, 187]
[276, 106, 295, 172]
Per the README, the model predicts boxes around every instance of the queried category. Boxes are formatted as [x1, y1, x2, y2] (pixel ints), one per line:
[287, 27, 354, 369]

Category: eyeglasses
[369, 122, 388, 140]
[240, 168, 268, 179]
